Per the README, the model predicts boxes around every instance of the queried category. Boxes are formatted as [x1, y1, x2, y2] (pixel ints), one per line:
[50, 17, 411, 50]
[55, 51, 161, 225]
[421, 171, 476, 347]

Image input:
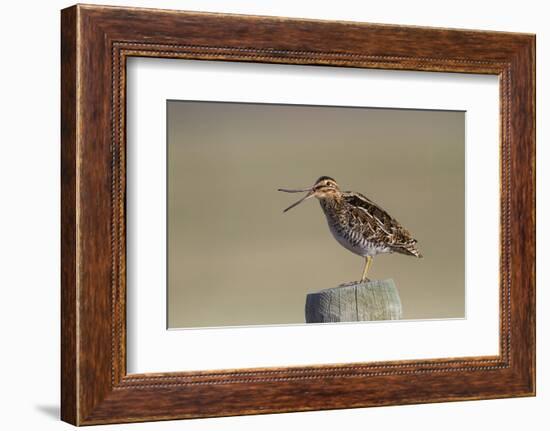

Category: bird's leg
[361, 256, 373, 282]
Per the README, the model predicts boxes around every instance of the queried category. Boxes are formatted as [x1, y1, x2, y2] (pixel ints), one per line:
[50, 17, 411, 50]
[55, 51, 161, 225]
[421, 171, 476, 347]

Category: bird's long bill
[277, 187, 312, 193]
[278, 187, 314, 212]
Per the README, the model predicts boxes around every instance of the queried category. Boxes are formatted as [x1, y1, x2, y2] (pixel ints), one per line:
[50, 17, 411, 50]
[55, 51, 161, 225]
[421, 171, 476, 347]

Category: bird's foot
[338, 279, 371, 287]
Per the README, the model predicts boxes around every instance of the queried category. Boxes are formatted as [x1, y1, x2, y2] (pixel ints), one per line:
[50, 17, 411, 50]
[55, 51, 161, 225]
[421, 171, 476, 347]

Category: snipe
[279, 176, 422, 282]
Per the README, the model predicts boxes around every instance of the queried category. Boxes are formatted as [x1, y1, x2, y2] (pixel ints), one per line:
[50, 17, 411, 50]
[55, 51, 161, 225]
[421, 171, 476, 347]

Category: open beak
[278, 186, 314, 212]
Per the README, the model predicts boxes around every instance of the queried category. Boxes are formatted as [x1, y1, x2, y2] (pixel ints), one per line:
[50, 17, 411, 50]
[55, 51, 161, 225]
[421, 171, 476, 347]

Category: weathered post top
[305, 279, 402, 323]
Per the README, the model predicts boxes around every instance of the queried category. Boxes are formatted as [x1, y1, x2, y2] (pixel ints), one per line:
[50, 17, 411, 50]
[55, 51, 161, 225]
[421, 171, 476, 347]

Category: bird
[278, 176, 422, 282]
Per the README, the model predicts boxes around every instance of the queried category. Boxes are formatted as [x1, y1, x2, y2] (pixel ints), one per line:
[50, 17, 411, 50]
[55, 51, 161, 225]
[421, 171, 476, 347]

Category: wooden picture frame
[61, 4, 535, 425]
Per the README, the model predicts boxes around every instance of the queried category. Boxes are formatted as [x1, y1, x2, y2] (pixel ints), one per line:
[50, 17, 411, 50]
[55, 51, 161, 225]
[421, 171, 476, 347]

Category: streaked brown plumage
[278, 176, 422, 282]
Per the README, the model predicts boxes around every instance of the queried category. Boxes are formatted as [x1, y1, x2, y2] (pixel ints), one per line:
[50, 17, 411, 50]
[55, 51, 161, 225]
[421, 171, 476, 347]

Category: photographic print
[167, 101, 465, 328]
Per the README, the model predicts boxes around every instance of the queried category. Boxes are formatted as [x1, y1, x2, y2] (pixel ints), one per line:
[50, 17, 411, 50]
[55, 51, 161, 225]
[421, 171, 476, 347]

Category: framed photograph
[61, 4, 535, 425]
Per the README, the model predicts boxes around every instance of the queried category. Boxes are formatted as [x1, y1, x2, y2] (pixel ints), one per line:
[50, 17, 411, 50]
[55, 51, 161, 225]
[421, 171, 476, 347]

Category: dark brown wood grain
[61, 4, 535, 425]
[60, 5, 77, 425]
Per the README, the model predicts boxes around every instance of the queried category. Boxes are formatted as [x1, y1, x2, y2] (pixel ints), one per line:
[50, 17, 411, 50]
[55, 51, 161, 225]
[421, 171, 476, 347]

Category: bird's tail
[395, 242, 423, 258]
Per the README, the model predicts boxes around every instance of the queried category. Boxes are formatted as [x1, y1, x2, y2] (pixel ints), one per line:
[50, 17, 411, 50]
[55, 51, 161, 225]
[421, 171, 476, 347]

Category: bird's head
[278, 176, 341, 212]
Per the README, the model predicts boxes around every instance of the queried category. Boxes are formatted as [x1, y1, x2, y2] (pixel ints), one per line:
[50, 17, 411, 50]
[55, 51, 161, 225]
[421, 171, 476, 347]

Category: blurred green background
[167, 101, 465, 328]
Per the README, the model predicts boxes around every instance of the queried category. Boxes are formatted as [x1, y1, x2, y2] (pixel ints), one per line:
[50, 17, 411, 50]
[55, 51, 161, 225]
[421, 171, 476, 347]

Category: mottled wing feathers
[342, 191, 422, 257]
